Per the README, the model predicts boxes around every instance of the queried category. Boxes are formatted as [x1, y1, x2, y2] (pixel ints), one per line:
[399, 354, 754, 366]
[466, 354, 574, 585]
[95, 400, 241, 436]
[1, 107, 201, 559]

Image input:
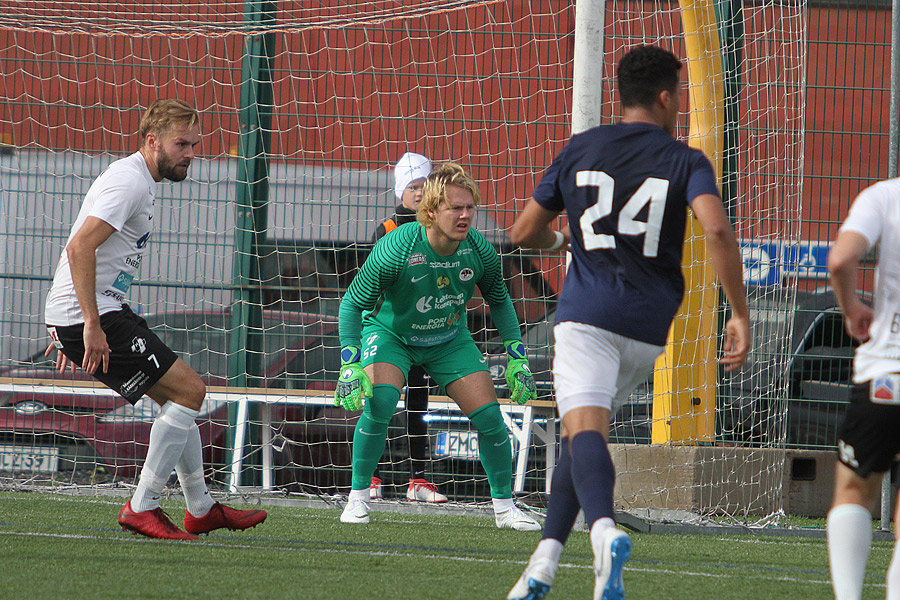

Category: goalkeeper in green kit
[335, 162, 541, 530]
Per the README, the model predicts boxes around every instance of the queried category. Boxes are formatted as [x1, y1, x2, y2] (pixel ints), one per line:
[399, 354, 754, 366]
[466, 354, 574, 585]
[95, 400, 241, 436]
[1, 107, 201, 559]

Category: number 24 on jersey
[577, 170, 670, 258]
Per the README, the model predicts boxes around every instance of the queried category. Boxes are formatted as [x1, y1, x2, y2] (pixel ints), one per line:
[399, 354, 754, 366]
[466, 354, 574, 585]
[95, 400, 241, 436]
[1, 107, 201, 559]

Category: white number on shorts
[148, 354, 159, 369]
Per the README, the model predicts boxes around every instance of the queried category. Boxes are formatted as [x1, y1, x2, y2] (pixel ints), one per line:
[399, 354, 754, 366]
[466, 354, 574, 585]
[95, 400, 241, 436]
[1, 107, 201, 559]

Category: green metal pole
[715, 0, 743, 214]
[224, 1, 276, 486]
[714, 0, 744, 443]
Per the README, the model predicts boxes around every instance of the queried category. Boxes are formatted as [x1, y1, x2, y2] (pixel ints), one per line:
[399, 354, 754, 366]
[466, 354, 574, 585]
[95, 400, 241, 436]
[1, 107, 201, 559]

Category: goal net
[0, 0, 806, 524]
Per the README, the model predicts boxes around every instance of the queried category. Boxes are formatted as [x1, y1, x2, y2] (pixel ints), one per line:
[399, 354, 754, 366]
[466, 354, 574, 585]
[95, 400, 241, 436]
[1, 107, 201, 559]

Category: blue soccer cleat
[593, 528, 631, 600]
[507, 555, 557, 600]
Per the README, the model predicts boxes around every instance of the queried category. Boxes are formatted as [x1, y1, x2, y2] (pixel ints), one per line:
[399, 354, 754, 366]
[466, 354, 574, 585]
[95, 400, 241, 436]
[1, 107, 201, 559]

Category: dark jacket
[372, 204, 417, 242]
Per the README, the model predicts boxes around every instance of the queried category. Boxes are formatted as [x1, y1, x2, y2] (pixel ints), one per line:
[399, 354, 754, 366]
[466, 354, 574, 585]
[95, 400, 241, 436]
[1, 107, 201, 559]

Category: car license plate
[434, 431, 480, 460]
[0, 445, 59, 473]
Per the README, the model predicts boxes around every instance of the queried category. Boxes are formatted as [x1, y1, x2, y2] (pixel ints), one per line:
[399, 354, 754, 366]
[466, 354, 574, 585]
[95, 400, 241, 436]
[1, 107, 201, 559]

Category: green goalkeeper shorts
[360, 326, 489, 389]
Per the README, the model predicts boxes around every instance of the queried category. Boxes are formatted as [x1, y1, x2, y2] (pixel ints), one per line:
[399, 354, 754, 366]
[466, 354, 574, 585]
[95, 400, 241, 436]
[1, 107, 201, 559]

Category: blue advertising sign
[740, 240, 832, 286]
[741, 242, 782, 286]
[782, 241, 831, 279]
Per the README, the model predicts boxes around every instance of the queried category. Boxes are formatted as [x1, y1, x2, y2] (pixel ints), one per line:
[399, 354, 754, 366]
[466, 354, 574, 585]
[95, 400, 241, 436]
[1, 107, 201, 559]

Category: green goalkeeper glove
[334, 345, 373, 411]
[504, 340, 536, 405]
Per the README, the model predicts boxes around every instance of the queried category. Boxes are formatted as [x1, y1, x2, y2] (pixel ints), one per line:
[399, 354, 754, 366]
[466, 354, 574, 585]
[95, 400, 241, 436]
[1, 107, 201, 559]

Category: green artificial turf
[0, 492, 893, 599]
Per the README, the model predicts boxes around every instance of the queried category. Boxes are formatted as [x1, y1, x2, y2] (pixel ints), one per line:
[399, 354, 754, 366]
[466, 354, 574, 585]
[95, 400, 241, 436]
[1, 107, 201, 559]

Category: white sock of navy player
[827, 503, 873, 600]
[886, 541, 900, 600]
[130, 401, 199, 513]
[176, 423, 215, 518]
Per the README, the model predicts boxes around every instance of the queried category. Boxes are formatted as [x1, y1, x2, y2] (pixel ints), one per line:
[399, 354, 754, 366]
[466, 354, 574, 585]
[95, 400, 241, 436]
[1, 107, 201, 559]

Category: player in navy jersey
[506, 45, 750, 600]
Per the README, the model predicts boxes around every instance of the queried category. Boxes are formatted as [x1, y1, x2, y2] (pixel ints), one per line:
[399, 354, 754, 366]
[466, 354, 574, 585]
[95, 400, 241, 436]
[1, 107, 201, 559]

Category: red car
[0, 309, 341, 481]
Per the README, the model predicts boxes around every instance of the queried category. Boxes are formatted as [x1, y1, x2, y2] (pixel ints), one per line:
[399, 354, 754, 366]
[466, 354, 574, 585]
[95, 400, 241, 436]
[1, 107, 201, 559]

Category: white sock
[589, 517, 617, 549]
[131, 402, 198, 513]
[828, 503, 872, 600]
[493, 497, 515, 513]
[887, 541, 900, 600]
[533, 538, 564, 564]
[177, 423, 215, 518]
[348, 488, 370, 502]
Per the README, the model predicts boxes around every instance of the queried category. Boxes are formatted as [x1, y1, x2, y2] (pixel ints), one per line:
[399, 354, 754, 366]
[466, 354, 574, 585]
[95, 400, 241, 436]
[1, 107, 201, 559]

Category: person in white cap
[368, 152, 448, 503]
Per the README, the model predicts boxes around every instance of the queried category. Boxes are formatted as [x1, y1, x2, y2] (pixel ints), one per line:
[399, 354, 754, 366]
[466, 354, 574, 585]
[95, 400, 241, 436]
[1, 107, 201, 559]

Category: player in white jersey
[506, 45, 750, 600]
[827, 178, 900, 600]
[44, 99, 266, 540]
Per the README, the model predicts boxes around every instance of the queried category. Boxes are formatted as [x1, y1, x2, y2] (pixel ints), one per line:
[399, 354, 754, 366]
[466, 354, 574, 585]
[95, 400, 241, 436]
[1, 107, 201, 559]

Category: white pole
[557, 0, 606, 494]
[0, 165, 8, 365]
[571, 0, 607, 135]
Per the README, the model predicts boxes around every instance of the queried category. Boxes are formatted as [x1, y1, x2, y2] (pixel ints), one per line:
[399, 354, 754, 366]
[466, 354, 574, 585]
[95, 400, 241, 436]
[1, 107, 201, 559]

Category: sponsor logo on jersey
[416, 296, 433, 313]
[408, 253, 426, 266]
[436, 275, 450, 288]
[457, 247, 473, 256]
[411, 274, 429, 283]
[416, 293, 466, 313]
[411, 311, 462, 331]
[430, 260, 461, 269]
[102, 289, 125, 302]
[459, 267, 474, 282]
[136, 231, 150, 249]
[408, 329, 459, 346]
[125, 255, 142, 269]
[112, 272, 134, 293]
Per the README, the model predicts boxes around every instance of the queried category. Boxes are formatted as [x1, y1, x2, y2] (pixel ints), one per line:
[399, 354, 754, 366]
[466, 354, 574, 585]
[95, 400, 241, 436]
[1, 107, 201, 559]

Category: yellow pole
[651, 0, 725, 444]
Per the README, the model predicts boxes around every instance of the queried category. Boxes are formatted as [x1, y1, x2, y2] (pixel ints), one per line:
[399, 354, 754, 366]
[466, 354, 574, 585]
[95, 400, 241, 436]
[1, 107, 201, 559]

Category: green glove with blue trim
[334, 345, 373, 411]
[505, 340, 536, 405]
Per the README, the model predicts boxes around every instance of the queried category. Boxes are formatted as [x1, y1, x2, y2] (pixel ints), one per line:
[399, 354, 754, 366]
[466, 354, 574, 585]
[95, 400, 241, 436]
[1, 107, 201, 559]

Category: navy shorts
[836, 381, 900, 479]
[47, 305, 178, 404]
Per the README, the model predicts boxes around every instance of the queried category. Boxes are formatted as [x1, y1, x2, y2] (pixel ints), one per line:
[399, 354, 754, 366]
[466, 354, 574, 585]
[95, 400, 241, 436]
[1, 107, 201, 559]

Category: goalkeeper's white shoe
[507, 555, 557, 600]
[593, 528, 631, 600]
[495, 505, 541, 531]
[340, 498, 370, 524]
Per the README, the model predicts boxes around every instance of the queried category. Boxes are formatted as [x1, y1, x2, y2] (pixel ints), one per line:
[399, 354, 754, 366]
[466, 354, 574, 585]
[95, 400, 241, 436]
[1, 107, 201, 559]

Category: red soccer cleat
[183, 502, 267, 535]
[118, 501, 198, 540]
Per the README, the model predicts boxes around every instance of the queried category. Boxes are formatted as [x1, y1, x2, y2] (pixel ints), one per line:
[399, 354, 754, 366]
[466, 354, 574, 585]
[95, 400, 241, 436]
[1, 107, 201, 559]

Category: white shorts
[553, 321, 664, 419]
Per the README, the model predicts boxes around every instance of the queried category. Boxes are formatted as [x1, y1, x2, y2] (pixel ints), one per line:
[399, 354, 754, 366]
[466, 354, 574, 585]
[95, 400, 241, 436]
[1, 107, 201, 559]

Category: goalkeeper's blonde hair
[417, 162, 481, 227]
[139, 99, 200, 145]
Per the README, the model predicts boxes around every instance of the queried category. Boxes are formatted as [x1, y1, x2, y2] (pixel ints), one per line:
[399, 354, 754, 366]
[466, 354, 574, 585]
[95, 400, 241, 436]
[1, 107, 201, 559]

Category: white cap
[393, 152, 432, 200]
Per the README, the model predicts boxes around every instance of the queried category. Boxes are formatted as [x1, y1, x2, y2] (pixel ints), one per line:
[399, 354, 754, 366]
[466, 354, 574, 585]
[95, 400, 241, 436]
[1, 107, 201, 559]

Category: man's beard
[157, 150, 189, 182]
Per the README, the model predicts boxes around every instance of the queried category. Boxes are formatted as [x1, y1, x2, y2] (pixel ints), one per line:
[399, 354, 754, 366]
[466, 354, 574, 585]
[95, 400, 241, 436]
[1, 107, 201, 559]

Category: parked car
[720, 287, 861, 448]
[482, 308, 652, 444]
[483, 286, 861, 449]
[0, 309, 342, 483]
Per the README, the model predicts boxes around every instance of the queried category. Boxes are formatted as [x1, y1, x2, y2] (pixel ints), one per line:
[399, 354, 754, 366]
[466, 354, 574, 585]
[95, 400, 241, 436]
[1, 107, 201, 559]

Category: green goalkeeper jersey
[339, 222, 523, 348]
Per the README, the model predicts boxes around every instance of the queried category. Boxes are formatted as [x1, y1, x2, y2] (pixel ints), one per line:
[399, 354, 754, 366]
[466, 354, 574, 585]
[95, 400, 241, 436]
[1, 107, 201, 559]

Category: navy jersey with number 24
[534, 122, 720, 346]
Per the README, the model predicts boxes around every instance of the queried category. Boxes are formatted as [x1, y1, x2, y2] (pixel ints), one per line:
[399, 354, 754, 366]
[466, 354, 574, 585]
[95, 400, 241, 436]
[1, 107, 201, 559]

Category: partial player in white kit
[505, 45, 750, 600]
[44, 99, 266, 540]
[827, 177, 900, 600]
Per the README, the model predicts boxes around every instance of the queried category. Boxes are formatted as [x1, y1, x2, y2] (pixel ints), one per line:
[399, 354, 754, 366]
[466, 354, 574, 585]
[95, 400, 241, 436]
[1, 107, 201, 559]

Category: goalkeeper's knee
[468, 401, 506, 437]
[365, 384, 401, 424]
